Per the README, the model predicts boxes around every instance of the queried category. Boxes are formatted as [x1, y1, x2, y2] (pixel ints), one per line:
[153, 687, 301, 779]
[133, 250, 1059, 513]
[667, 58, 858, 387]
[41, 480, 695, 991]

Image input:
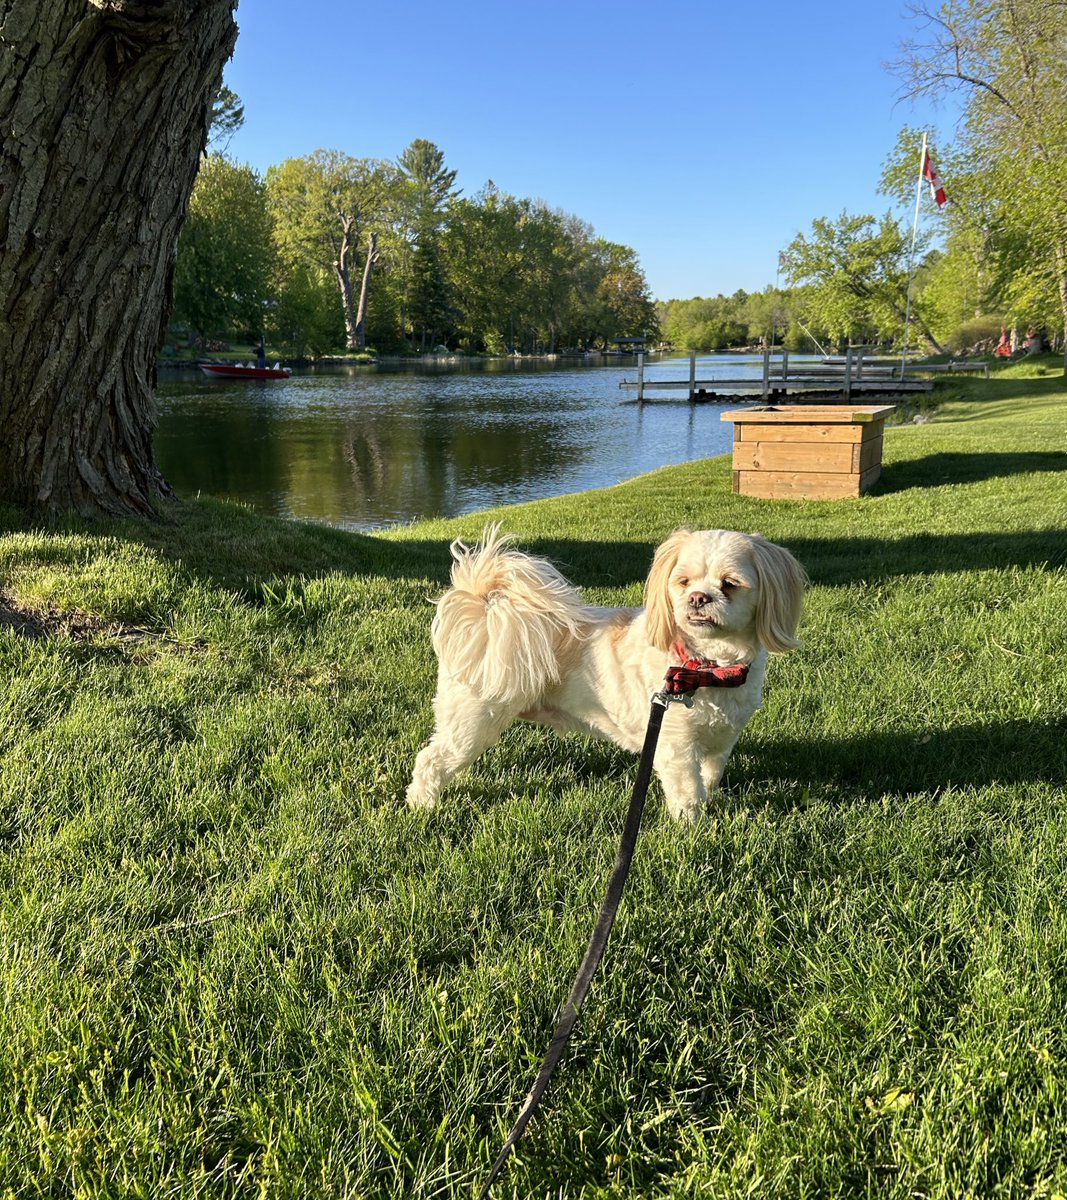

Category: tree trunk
[334, 214, 359, 351]
[911, 313, 946, 355]
[353, 231, 378, 351]
[0, 0, 238, 517]
[889, 299, 945, 355]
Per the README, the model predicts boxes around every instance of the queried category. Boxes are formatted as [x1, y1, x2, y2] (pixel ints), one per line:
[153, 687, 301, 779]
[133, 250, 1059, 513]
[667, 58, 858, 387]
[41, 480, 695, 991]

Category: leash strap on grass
[477, 695, 668, 1199]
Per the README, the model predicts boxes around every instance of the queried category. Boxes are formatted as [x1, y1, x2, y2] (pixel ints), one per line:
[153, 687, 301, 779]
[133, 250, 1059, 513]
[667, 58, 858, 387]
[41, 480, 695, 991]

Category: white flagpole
[901, 131, 927, 378]
[772, 254, 781, 353]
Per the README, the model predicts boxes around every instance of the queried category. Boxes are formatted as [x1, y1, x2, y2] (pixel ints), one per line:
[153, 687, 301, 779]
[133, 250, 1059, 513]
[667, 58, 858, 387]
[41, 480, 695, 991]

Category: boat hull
[199, 363, 292, 380]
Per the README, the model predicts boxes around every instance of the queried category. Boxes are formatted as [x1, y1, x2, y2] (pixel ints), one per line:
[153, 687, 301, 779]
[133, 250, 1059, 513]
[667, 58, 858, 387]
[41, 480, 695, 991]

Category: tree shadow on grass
[66, 521, 1067, 602]
[509, 531, 1067, 592]
[784, 529, 1066, 587]
[0, 498, 452, 599]
[428, 714, 1067, 823]
[878, 449, 1067, 494]
[740, 715, 1067, 801]
[110, 514, 662, 597]
[2, 498, 1063, 607]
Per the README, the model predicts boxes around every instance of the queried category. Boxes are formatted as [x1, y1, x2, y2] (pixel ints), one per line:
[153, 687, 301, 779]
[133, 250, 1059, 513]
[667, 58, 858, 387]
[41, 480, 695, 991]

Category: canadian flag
[922, 150, 947, 207]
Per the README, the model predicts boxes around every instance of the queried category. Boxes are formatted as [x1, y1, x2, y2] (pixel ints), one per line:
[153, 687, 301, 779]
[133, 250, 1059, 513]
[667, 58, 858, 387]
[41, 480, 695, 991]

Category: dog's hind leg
[405, 685, 515, 810]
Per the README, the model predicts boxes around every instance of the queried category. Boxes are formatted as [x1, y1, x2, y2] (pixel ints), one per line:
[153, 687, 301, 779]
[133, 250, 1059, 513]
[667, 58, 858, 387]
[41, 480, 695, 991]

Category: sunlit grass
[1, 376, 1066, 1197]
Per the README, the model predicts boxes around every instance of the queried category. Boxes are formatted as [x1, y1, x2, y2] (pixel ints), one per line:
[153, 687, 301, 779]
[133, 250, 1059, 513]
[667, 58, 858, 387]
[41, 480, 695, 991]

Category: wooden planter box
[720, 405, 895, 499]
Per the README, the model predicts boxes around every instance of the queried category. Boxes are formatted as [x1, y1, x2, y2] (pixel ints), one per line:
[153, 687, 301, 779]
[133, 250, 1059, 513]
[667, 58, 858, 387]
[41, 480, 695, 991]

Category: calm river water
[155, 354, 776, 531]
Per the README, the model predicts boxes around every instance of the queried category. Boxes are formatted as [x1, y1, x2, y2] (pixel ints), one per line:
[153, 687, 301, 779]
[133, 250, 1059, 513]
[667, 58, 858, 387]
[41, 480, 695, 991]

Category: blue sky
[223, 0, 957, 301]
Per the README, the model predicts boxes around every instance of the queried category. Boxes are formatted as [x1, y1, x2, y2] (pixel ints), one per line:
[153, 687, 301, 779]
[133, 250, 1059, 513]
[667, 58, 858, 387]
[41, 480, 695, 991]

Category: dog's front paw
[405, 780, 438, 811]
[665, 794, 708, 824]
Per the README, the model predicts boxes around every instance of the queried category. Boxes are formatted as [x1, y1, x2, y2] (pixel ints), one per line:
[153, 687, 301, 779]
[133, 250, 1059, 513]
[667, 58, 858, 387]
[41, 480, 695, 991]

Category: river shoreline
[157, 346, 783, 371]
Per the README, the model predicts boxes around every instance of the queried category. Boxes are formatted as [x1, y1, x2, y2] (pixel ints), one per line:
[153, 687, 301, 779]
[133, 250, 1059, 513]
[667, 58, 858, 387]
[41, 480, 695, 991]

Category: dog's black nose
[688, 591, 713, 608]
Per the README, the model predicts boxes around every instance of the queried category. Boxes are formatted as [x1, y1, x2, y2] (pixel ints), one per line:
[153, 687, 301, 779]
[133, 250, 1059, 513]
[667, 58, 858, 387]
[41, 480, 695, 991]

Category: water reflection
[155, 357, 765, 530]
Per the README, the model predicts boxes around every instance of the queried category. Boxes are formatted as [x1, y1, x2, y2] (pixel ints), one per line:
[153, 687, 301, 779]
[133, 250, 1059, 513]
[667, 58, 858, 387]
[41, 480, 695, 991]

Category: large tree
[658, 294, 750, 352]
[0, 0, 238, 517]
[395, 139, 459, 350]
[592, 241, 660, 347]
[267, 151, 399, 351]
[785, 211, 945, 352]
[173, 154, 273, 345]
[443, 184, 659, 354]
[444, 183, 527, 353]
[894, 0, 1067, 344]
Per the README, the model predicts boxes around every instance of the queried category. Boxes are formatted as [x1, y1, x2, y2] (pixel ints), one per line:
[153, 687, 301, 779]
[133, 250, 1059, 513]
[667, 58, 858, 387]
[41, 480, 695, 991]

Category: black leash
[478, 659, 749, 1198]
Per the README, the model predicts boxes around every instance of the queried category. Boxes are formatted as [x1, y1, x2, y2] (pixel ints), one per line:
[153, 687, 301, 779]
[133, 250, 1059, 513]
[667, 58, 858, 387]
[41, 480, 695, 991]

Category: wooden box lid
[721, 405, 895, 424]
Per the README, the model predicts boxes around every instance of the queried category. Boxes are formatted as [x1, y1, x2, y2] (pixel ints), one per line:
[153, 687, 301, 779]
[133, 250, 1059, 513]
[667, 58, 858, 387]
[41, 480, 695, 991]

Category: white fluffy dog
[406, 526, 806, 821]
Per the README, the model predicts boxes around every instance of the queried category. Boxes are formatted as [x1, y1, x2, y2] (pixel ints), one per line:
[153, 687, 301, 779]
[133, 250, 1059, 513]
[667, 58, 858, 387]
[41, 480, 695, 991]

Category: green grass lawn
[1, 363, 1066, 1199]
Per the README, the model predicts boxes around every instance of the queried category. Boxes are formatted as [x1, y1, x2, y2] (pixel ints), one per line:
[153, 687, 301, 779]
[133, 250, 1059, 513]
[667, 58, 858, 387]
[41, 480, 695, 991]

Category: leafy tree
[444, 184, 529, 352]
[173, 155, 272, 344]
[742, 287, 790, 348]
[398, 138, 460, 224]
[918, 235, 994, 342]
[267, 151, 400, 351]
[0, 1, 237, 516]
[406, 231, 452, 349]
[268, 264, 344, 360]
[655, 296, 735, 351]
[396, 140, 459, 350]
[880, 127, 1003, 344]
[784, 211, 945, 351]
[207, 82, 244, 152]
[594, 242, 659, 346]
[515, 202, 579, 353]
[442, 184, 658, 354]
[893, 0, 1067, 345]
[540, 213, 605, 352]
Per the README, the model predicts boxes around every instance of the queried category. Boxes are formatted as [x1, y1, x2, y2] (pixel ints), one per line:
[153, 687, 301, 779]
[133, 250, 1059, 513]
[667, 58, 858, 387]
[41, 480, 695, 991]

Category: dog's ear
[644, 528, 692, 651]
[749, 535, 807, 653]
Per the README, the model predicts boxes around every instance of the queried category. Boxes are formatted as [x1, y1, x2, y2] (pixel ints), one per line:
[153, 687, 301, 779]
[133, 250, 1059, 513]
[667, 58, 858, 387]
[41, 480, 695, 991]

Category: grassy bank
[1, 367, 1066, 1199]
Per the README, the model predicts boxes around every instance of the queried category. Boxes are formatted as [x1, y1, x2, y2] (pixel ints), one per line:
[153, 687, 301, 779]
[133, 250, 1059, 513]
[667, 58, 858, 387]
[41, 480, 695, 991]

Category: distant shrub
[946, 316, 1004, 355]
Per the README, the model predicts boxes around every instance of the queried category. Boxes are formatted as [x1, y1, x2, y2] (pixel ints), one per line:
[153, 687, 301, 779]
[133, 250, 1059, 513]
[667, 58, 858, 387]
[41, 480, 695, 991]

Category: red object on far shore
[198, 362, 292, 380]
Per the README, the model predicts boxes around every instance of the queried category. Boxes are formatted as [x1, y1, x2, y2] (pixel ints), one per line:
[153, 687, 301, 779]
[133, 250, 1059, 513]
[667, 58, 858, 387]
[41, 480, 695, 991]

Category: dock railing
[623, 348, 936, 402]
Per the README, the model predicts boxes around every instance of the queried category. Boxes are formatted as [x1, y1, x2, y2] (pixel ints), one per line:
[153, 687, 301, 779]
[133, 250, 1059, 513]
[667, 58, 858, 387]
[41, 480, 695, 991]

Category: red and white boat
[199, 361, 292, 380]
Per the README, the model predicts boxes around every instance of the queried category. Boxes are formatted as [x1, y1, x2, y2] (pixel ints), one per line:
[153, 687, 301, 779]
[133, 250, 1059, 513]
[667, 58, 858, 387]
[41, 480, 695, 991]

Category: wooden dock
[821, 356, 990, 378]
[619, 349, 938, 403]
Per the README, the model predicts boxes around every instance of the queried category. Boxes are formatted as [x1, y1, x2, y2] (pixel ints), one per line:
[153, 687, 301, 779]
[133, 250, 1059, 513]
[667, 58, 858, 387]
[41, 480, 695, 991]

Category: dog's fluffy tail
[431, 525, 587, 706]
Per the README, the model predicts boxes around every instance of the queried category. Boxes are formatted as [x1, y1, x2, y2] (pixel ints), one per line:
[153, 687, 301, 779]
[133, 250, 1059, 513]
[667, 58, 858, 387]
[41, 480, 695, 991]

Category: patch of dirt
[0, 591, 158, 643]
[0, 594, 44, 638]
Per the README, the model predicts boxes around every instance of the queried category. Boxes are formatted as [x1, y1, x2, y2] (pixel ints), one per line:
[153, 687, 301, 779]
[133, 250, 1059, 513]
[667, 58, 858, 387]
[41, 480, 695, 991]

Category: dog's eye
[676, 576, 689, 587]
[721, 578, 738, 593]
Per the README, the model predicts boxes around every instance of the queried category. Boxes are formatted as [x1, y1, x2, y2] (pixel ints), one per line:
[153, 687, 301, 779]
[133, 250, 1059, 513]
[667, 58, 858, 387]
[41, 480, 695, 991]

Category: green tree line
[179, 1, 1064, 365]
[172, 138, 658, 359]
[659, 214, 946, 358]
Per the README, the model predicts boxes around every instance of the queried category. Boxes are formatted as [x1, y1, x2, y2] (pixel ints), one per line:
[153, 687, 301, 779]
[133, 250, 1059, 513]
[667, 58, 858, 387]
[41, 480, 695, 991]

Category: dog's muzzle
[686, 597, 721, 625]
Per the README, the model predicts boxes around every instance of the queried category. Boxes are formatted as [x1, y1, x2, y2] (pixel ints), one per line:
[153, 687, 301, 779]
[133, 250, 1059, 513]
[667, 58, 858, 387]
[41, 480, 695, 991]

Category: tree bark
[353, 231, 379, 351]
[0, 0, 238, 517]
[333, 214, 358, 351]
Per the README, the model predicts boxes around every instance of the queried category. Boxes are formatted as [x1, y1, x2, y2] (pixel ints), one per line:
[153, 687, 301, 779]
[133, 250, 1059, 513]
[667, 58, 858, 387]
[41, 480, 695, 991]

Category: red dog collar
[665, 638, 750, 695]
